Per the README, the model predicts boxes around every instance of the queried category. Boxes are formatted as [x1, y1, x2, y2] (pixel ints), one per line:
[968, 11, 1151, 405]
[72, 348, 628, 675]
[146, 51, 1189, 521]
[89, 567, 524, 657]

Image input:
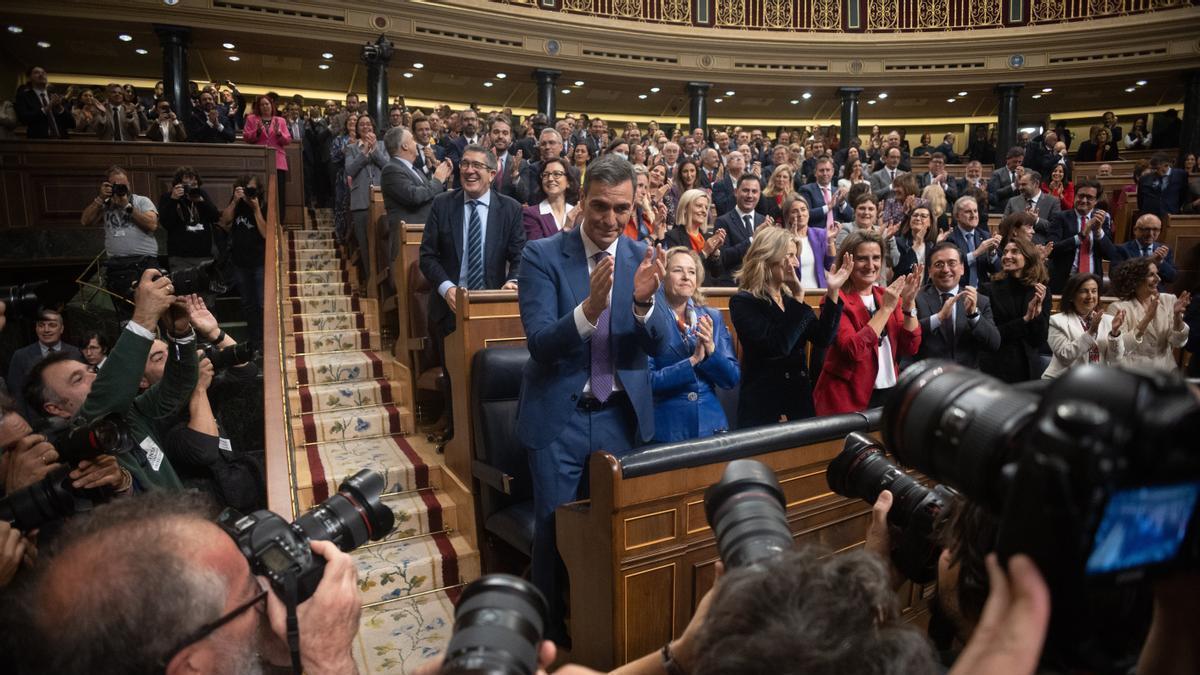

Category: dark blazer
[947, 224, 998, 288]
[648, 303, 740, 441]
[799, 183, 853, 225]
[186, 109, 235, 143]
[932, 142, 960, 164]
[711, 174, 737, 216]
[146, 120, 188, 142]
[1138, 168, 1188, 218]
[6, 342, 82, 417]
[516, 229, 671, 448]
[1075, 141, 1120, 162]
[418, 189, 526, 335]
[988, 167, 1022, 212]
[1117, 240, 1177, 289]
[979, 276, 1051, 382]
[491, 152, 528, 203]
[714, 209, 765, 277]
[917, 173, 960, 203]
[522, 202, 567, 242]
[1046, 209, 1120, 293]
[755, 193, 786, 221]
[730, 291, 841, 427]
[381, 157, 447, 258]
[914, 284, 1001, 368]
[1003, 192, 1061, 240]
[14, 88, 74, 139]
[697, 165, 721, 190]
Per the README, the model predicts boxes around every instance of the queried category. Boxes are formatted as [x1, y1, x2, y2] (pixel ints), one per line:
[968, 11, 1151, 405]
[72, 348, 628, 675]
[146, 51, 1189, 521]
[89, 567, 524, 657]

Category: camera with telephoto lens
[0, 414, 133, 532]
[441, 574, 548, 675]
[879, 359, 1200, 668]
[110, 183, 129, 198]
[186, 186, 204, 199]
[217, 469, 394, 602]
[827, 431, 955, 583]
[0, 281, 45, 319]
[200, 341, 257, 371]
[132, 261, 226, 297]
[243, 186, 259, 199]
[704, 459, 794, 569]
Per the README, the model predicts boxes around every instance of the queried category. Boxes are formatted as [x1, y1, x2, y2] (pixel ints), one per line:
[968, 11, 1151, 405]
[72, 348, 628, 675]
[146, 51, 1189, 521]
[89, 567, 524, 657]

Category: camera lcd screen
[260, 543, 293, 574]
[1085, 482, 1199, 576]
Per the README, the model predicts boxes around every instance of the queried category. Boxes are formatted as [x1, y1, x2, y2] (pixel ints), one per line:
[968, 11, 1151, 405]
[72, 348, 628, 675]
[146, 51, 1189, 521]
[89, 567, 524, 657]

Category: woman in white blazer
[1043, 273, 1126, 379]
[1104, 257, 1192, 374]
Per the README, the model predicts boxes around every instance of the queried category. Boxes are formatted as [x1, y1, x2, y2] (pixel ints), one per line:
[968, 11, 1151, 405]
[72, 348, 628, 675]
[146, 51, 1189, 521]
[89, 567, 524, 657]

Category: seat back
[471, 346, 534, 506]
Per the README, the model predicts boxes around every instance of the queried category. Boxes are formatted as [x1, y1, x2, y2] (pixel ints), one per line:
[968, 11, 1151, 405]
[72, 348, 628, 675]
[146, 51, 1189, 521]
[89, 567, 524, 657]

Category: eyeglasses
[460, 161, 494, 172]
[1075, 193, 1098, 202]
[543, 171, 567, 180]
[159, 578, 267, 669]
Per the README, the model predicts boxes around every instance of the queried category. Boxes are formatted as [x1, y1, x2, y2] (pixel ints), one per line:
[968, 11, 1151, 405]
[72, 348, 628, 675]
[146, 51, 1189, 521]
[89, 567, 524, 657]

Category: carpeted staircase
[279, 220, 477, 673]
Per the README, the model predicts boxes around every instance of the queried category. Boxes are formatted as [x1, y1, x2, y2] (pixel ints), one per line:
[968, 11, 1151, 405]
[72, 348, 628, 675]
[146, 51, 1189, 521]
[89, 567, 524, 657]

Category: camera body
[111, 183, 129, 198]
[243, 186, 259, 199]
[0, 281, 45, 319]
[201, 342, 257, 371]
[218, 469, 394, 602]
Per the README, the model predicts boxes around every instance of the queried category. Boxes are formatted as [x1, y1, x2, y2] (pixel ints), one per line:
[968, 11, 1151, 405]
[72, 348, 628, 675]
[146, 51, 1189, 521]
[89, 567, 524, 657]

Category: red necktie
[1078, 214, 1092, 274]
[821, 186, 834, 227]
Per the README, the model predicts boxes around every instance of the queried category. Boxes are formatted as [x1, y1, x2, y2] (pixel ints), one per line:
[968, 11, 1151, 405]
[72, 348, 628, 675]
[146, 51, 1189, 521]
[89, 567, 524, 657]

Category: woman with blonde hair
[663, 188, 724, 281]
[729, 226, 850, 426]
[648, 247, 740, 441]
[757, 164, 797, 221]
[920, 183, 951, 232]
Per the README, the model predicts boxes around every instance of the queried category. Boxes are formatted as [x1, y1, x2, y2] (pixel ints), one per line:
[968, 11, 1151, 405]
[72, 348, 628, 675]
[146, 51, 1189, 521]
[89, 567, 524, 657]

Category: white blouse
[798, 237, 818, 289]
[1105, 294, 1189, 373]
[1043, 312, 1124, 379]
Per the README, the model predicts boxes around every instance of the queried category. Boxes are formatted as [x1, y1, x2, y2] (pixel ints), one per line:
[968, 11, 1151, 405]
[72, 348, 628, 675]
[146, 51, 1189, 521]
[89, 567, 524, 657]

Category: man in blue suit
[713, 174, 767, 285]
[1046, 179, 1120, 293]
[799, 156, 853, 227]
[1138, 153, 1188, 218]
[947, 195, 1001, 288]
[517, 154, 670, 644]
[1118, 213, 1176, 290]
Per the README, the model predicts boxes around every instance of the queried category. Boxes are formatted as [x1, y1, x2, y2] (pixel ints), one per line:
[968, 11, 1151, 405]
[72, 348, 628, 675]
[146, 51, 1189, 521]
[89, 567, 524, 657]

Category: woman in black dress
[980, 237, 1051, 382]
[730, 227, 850, 427]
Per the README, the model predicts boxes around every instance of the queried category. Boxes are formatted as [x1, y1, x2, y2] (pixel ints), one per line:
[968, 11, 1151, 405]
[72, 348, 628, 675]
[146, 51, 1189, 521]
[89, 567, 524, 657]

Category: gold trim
[622, 562, 677, 663]
[623, 508, 678, 550]
[360, 582, 468, 610]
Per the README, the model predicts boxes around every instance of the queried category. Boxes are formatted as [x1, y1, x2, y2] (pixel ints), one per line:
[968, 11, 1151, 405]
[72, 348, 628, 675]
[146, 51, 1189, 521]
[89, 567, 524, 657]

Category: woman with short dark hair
[1104, 257, 1191, 373]
[242, 94, 292, 214]
[980, 237, 1051, 382]
[1043, 273, 1125, 379]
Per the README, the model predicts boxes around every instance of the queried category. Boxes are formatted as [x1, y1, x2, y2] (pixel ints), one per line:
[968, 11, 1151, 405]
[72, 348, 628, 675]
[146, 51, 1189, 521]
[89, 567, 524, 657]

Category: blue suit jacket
[516, 228, 671, 449]
[1138, 168, 1188, 218]
[947, 224, 998, 287]
[648, 304, 739, 442]
[1117, 240, 1176, 288]
[799, 183, 853, 224]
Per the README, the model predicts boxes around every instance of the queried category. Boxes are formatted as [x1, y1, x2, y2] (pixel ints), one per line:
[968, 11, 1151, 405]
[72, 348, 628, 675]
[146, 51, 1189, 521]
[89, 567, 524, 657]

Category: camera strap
[283, 574, 303, 674]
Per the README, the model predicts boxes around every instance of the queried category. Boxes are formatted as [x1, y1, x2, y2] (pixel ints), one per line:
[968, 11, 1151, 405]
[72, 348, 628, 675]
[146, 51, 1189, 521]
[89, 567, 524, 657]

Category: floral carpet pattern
[282, 224, 471, 673]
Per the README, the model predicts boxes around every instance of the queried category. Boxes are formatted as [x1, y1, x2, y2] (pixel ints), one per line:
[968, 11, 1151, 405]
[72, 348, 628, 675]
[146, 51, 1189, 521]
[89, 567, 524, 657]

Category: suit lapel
[484, 192, 502, 284]
[611, 238, 636, 335]
[562, 228, 589, 306]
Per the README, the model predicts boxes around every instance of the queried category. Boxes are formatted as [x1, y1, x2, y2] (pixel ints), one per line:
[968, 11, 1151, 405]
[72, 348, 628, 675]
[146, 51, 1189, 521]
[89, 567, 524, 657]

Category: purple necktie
[589, 251, 614, 402]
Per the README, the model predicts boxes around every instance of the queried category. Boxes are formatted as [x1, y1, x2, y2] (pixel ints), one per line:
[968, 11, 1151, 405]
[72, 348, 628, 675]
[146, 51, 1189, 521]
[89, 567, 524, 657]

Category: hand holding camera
[131, 268, 177, 333]
[263, 540, 361, 675]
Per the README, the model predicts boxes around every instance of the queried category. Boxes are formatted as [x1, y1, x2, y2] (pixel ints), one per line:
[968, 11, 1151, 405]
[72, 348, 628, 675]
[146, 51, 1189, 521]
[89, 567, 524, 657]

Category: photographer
[23, 269, 196, 492]
[218, 175, 267, 344]
[147, 99, 188, 142]
[80, 165, 160, 319]
[10, 490, 362, 675]
[186, 89, 235, 143]
[157, 166, 221, 275]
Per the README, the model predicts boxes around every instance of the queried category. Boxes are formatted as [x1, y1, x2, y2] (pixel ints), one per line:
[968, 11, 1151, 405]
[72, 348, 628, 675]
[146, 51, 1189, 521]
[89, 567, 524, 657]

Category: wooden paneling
[282, 144, 304, 227]
[1165, 214, 1200, 282]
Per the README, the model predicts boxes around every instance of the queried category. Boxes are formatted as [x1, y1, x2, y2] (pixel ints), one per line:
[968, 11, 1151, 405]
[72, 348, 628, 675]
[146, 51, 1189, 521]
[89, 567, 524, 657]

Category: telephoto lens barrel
[442, 574, 548, 675]
[293, 469, 395, 552]
[704, 459, 794, 569]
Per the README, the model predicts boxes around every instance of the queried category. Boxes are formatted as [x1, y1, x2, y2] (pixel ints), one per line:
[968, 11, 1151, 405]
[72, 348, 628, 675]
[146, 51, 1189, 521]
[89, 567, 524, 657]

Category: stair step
[297, 433, 442, 506]
[288, 269, 350, 285]
[289, 296, 361, 315]
[353, 531, 479, 606]
[290, 351, 401, 385]
[382, 489, 459, 542]
[290, 311, 369, 333]
[289, 281, 354, 297]
[294, 404, 414, 444]
[354, 588, 458, 674]
[289, 328, 379, 356]
[290, 379, 401, 416]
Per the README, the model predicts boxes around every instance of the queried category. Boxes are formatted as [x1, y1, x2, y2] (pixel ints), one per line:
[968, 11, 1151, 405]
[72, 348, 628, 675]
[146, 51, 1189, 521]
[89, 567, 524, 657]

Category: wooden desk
[557, 414, 932, 669]
[392, 221, 431, 402]
[1075, 160, 1137, 181]
[1165, 214, 1200, 280]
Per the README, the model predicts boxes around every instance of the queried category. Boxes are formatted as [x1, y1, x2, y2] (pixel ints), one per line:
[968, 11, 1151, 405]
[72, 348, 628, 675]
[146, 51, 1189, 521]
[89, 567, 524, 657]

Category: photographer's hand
[0, 523, 28, 587]
[4, 434, 61, 493]
[264, 539, 361, 675]
[131, 268, 177, 334]
[948, 554, 1049, 675]
[863, 489, 894, 561]
[70, 454, 127, 491]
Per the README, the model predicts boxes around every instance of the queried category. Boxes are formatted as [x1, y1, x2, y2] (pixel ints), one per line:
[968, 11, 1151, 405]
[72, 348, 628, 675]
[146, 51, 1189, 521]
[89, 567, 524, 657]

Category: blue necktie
[466, 200, 485, 290]
[965, 232, 977, 286]
[589, 251, 614, 402]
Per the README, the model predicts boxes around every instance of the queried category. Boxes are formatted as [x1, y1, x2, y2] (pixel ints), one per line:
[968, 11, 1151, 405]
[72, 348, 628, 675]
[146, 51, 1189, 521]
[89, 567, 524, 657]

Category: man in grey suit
[869, 147, 906, 200]
[6, 308, 83, 418]
[1003, 170, 1060, 243]
[913, 242, 1000, 369]
[380, 126, 453, 260]
[987, 147, 1025, 213]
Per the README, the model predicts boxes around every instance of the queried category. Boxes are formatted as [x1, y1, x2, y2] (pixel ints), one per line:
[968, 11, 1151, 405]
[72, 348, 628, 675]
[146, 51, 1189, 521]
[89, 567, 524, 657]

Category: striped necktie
[466, 200, 485, 290]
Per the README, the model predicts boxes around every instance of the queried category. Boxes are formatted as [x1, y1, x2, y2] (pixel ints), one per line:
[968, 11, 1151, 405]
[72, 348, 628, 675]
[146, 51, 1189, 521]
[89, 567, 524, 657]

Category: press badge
[140, 436, 165, 472]
[219, 437, 232, 453]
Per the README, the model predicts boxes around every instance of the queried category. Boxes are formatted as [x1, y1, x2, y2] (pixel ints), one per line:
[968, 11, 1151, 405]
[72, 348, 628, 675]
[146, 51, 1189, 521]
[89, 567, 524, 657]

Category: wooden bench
[556, 410, 933, 669]
[1075, 160, 1138, 181]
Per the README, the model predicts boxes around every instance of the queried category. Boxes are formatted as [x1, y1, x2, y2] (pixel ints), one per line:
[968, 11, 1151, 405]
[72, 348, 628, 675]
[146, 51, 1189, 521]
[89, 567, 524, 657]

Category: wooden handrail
[262, 168, 295, 517]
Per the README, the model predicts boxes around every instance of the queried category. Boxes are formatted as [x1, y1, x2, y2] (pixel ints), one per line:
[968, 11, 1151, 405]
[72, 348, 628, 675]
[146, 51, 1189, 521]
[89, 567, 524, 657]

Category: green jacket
[78, 326, 198, 491]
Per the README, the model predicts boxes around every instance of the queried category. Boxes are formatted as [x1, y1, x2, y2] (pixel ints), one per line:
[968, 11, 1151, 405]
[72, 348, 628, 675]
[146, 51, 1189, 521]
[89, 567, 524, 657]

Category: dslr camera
[703, 459, 794, 569]
[0, 281, 45, 319]
[0, 415, 133, 532]
[859, 360, 1200, 666]
[440, 574, 548, 675]
[133, 262, 226, 297]
[201, 341, 257, 371]
[217, 469, 394, 602]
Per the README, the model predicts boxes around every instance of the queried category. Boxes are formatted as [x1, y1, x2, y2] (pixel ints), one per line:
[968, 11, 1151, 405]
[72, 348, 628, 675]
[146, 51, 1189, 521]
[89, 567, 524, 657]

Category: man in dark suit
[381, 127, 453, 260]
[914, 242, 1000, 369]
[947, 195, 1001, 288]
[1138, 153, 1188, 218]
[917, 153, 959, 203]
[1047, 179, 1120, 293]
[697, 148, 722, 190]
[445, 108, 483, 166]
[931, 133, 960, 164]
[1023, 130, 1061, 179]
[800, 156, 852, 227]
[6, 309, 83, 418]
[185, 90, 235, 143]
[517, 154, 670, 643]
[869, 147, 906, 200]
[714, 174, 767, 284]
[711, 151, 744, 217]
[513, 129, 578, 206]
[987, 147, 1025, 213]
[1118, 214, 1176, 290]
[419, 145, 525, 344]
[583, 116, 607, 159]
[957, 160, 988, 195]
[487, 116, 528, 203]
[1003, 170, 1061, 241]
[512, 113, 546, 161]
[14, 66, 74, 139]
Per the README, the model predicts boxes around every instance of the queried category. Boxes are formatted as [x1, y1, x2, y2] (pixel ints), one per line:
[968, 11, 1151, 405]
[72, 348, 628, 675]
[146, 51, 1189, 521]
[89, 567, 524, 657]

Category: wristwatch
[906, 307, 918, 318]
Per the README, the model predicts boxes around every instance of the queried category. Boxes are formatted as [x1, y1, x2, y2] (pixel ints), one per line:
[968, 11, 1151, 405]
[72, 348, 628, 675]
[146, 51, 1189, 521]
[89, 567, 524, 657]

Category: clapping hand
[961, 286, 978, 315]
[882, 221, 901, 241]
[1109, 308, 1126, 336]
[782, 261, 802, 298]
[1174, 291, 1191, 328]
[1085, 310, 1102, 335]
[510, 150, 524, 181]
[825, 252, 853, 299]
[1089, 210, 1109, 233]
[433, 159, 453, 182]
[761, 215, 775, 229]
[702, 229, 726, 257]
[689, 314, 715, 366]
[1152, 245, 1169, 263]
[1023, 283, 1046, 322]
[632, 245, 668, 307]
[901, 266, 923, 306]
[882, 274, 908, 312]
[937, 292, 957, 323]
[582, 254, 615, 324]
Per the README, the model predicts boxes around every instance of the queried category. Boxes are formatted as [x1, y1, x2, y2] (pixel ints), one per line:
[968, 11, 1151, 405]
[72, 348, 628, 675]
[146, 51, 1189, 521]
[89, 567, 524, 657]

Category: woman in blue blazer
[649, 247, 740, 441]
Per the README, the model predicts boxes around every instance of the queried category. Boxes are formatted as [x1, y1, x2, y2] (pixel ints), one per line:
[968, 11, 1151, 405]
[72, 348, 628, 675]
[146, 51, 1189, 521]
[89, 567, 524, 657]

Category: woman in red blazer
[814, 229, 922, 415]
